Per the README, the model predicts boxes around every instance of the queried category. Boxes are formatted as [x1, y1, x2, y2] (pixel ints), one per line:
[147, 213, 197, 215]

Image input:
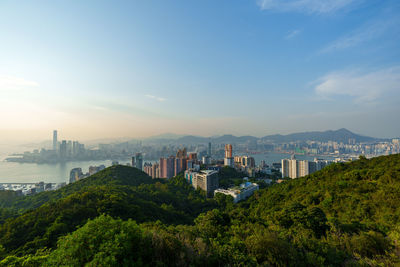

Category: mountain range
[142, 128, 386, 145]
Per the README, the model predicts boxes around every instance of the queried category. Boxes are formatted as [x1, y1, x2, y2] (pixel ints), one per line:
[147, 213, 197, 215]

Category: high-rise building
[174, 148, 188, 175]
[282, 157, 332, 178]
[298, 160, 309, 177]
[288, 159, 297, 178]
[152, 163, 160, 178]
[160, 156, 175, 179]
[308, 161, 317, 174]
[176, 148, 187, 158]
[53, 130, 58, 151]
[208, 142, 212, 157]
[131, 157, 135, 168]
[174, 157, 187, 176]
[72, 141, 79, 156]
[202, 156, 211, 165]
[185, 169, 196, 185]
[88, 165, 103, 176]
[143, 162, 153, 177]
[135, 153, 143, 170]
[234, 156, 255, 168]
[187, 159, 194, 169]
[225, 144, 233, 158]
[281, 159, 290, 178]
[188, 152, 197, 161]
[67, 141, 73, 157]
[69, 168, 83, 183]
[60, 140, 67, 159]
[224, 144, 234, 167]
[185, 170, 219, 197]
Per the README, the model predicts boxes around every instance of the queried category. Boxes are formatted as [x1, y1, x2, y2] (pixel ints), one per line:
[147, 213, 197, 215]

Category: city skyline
[1, 0, 399, 143]
[10, 127, 400, 145]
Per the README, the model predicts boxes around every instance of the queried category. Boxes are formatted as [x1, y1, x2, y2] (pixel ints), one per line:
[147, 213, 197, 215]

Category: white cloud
[257, 0, 360, 14]
[0, 75, 39, 91]
[314, 66, 400, 103]
[285, 29, 301, 39]
[145, 94, 166, 102]
[320, 18, 399, 53]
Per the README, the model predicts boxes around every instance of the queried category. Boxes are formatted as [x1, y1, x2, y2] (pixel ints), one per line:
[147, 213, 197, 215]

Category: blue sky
[0, 0, 399, 142]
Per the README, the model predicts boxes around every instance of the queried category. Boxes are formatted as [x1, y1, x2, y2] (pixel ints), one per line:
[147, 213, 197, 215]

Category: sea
[0, 144, 336, 183]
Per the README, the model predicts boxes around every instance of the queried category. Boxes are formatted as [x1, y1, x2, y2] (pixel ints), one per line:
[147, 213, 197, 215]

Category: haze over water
[0, 152, 334, 183]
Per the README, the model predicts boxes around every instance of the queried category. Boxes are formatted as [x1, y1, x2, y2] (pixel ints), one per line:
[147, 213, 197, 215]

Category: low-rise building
[214, 182, 259, 203]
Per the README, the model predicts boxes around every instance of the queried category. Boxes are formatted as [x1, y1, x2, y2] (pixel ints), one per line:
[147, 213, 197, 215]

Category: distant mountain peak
[336, 128, 352, 133]
[261, 128, 379, 143]
[138, 128, 382, 145]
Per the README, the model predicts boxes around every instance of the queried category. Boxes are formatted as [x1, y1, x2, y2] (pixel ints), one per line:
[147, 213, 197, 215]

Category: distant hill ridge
[143, 128, 384, 144]
[260, 128, 380, 143]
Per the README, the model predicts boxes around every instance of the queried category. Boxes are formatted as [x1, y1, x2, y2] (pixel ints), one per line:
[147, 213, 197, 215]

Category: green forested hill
[1, 155, 400, 266]
[1, 165, 155, 212]
[0, 166, 217, 258]
[250, 154, 400, 234]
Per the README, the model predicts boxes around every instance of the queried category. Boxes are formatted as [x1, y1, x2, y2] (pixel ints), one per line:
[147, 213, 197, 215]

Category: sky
[0, 0, 399, 143]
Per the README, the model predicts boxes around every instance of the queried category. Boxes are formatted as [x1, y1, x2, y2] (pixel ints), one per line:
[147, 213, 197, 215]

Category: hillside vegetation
[0, 166, 217, 257]
[0, 154, 400, 266]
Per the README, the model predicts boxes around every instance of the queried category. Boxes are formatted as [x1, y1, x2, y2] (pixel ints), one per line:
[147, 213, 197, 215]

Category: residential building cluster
[0, 182, 66, 195]
[143, 147, 204, 179]
[233, 155, 256, 176]
[281, 155, 332, 179]
[69, 164, 106, 183]
[272, 139, 400, 157]
[142, 144, 259, 200]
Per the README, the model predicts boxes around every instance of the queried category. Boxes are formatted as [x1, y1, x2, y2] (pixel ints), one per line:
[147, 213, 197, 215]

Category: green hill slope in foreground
[0, 154, 400, 266]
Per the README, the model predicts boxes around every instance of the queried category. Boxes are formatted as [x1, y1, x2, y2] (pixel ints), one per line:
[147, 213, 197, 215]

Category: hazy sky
[0, 0, 399, 143]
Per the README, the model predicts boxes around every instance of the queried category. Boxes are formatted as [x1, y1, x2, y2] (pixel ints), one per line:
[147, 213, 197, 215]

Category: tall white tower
[53, 130, 58, 151]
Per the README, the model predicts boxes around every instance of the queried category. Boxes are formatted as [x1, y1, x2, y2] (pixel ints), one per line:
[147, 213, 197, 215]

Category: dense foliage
[0, 166, 216, 257]
[218, 166, 248, 188]
[0, 154, 400, 266]
[0, 165, 155, 212]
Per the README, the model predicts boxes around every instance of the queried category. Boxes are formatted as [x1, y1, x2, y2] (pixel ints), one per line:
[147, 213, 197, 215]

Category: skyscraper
[131, 157, 135, 168]
[152, 163, 160, 178]
[160, 156, 175, 179]
[188, 152, 197, 161]
[208, 142, 212, 157]
[60, 140, 67, 159]
[135, 153, 143, 170]
[72, 141, 80, 156]
[224, 144, 234, 167]
[281, 159, 290, 178]
[225, 144, 233, 158]
[175, 147, 188, 175]
[53, 130, 58, 151]
[174, 157, 187, 176]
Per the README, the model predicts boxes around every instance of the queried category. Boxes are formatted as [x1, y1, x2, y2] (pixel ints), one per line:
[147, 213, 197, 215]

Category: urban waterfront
[0, 159, 131, 183]
[0, 152, 336, 184]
